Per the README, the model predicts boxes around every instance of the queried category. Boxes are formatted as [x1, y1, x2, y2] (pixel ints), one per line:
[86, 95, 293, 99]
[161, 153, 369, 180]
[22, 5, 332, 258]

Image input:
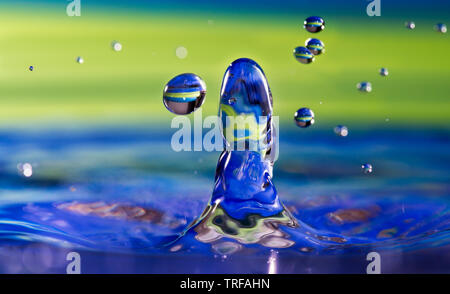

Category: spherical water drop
[111, 41, 122, 52]
[76, 56, 84, 64]
[334, 125, 348, 137]
[294, 107, 314, 128]
[361, 163, 373, 174]
[435, 23, 447, 33]
[379, 67, 388, 76]
[293, 46, 314, 64]
[175, 46, 188, 59]
[28, 66, 34, 71]
[305, 38, 325, 55]
[357, 81, 372, 93]
[304, 16, 325, 33]
[163, 73, 206, 115]
[405, 21, 415, 30]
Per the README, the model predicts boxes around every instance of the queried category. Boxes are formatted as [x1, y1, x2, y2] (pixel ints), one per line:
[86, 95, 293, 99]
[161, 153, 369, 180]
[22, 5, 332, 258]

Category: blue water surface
[0, 126, 448, 273]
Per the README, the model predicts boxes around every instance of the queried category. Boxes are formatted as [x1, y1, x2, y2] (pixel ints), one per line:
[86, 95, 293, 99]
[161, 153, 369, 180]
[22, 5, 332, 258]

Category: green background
[0, 2, 448, 129]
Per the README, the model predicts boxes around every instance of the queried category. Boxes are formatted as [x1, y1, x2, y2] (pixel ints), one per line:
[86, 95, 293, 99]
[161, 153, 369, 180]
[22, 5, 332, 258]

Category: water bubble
[76, 56, 84, 64]
[379, 67, 388, 76]
[435, 23, 447, 33]
[111, 41, 122, 52]
[334, 125, 348, 137]
[357, 81, 372, 93]
[28, 65, 34, 71]
[175, 46, 188, 59]
[361, 163, 373, 174]
[405, 21, 415, 30]
[163, 73, 206, 115]
[293, 46, 314, 64]
[294, 107, 314, 128]
[305, 38, 325, 55]
[304, 16, 325, 33]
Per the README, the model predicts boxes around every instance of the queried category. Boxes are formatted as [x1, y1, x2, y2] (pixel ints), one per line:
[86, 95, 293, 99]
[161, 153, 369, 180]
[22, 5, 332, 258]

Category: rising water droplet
[304, 16, 325, 33]
[163, 73, 206, 115]
[294, 107, 315, 128]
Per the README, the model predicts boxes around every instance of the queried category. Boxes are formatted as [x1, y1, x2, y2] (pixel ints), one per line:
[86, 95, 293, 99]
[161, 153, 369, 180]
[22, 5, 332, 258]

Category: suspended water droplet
[294, 107, 314, 128]
[304, 16, 325, 33]
[18, 163, 33, 177]
[28, 66, 34, 71]
[293, 46, 314, 64]
[111, 41, 122, 52]
[435, 23, 447, 33]
[405, 21, 415, 30]
[163, 73, 206, 115]
[334, 125, 348, 137]
[379, 67, 388, 76]
[76, 56, 84, 64]
[305, 38, 325, 55]
[175, 46, 188, 59]
[357, 81, 372, 93]
[361, 163, 373, 174]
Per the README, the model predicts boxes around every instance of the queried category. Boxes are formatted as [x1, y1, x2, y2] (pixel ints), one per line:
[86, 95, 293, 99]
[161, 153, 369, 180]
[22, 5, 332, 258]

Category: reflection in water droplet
[362, 163, 373, 174]
[293, 46, 314, 64]
[304, 16, 325, 33]
[379, 67, 388, 76]
[28, 66, 34, 71]
[163, 73, 206, 115]
[175, 46, 188, 59]
[76, 56, 84, 64]
[294, 107, 314, 128]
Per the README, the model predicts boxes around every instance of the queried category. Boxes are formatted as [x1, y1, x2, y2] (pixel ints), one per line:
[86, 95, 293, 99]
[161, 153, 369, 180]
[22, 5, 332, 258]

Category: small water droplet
[293, 46, 314, 64]
[305, 38, 325, 55]
[435, 23, 447, 33]
[163, 73, 206, 115]
[379, 67, 388, 76]
[111, 41, 122, 52]
[334, 125, 348, 137]
[361, 163, 373, 174]
[294, 107, 315, 128]
[28, 65, 34, 71]
[405, 21, 415, 30]
[357, 81, 372, 93]
[76, 56, 84, 64]
[304, 16, 325, 33]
